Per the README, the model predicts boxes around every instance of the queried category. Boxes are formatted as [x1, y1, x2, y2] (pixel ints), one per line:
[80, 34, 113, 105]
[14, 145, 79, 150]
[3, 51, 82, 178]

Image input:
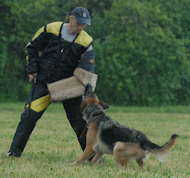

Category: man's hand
[28, 73, 37, 83]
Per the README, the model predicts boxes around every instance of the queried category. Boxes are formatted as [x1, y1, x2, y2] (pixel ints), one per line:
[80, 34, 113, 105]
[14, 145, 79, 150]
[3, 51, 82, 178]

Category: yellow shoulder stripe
[46, 21, 63, 36]
[32, 26, 45, 40]
[75, 30, 93, 47]
[32, 21, 63, 40]
[31, 95, 51, 112]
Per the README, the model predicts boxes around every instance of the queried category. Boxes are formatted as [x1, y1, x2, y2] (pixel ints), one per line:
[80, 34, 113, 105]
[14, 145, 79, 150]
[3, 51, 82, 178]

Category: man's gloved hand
[28, 73, 37, 83]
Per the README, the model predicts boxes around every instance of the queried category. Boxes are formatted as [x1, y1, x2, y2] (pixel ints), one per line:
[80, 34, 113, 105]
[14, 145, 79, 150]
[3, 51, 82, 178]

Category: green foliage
[94, 0, 190, 105]
[0, 0, 190, 105]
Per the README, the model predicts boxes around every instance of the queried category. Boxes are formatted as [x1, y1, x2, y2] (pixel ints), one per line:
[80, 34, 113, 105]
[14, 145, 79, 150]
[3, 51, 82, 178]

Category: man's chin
[69, 30, 78, 35]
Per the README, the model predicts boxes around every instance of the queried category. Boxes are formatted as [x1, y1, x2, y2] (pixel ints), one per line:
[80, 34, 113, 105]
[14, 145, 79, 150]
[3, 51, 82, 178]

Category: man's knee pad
[30, 95, 50, 112]
[21, 95, 50, 122]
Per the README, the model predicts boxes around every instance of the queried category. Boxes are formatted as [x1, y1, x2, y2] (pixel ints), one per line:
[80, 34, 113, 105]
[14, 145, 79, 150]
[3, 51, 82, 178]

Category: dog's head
[81, 84, 109, 111]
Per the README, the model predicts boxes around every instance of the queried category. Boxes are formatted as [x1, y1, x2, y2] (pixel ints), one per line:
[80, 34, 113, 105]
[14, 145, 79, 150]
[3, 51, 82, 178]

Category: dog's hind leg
[113, 142, 128, 168]
[115, 157, 128, 168]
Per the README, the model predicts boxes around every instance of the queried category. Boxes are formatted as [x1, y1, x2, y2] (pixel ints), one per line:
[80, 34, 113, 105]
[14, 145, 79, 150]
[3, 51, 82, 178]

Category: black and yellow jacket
[26, 21, 95, 83]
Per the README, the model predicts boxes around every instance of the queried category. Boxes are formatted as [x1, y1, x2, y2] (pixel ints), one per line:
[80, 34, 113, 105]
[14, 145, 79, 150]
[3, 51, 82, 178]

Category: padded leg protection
[62, 96, 87, 151]
[8, 107, 44, 157]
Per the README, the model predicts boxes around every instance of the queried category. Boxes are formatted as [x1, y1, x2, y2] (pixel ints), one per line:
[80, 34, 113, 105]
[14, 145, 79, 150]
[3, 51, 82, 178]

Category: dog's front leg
[91, 152, 103, 163]
[75, 146, 94, 164]
[136, 158, 144, 168]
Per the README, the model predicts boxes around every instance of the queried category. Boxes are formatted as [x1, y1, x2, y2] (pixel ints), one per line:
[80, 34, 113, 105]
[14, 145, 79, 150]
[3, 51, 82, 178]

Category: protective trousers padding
[62, 97, 87, 150]
[8, 83, 87, 156]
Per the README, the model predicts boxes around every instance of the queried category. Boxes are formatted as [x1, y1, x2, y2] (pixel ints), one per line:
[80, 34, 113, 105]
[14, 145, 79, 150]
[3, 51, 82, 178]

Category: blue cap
[70, 7, 91, 25]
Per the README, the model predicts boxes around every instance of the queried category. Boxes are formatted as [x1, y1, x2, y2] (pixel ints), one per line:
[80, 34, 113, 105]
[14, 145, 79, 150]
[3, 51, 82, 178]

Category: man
[7, 7, 95, 157]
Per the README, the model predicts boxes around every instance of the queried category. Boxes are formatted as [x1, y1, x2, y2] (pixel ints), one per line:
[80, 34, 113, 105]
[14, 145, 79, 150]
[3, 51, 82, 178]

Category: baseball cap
[70, 7, 91, 25]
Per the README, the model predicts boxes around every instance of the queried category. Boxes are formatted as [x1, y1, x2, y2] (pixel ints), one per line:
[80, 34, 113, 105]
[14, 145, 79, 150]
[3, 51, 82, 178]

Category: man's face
[69, 16, 87, 34]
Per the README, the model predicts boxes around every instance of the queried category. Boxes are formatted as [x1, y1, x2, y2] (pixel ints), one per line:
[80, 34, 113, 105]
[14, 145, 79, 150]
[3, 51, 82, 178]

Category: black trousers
[8, 83, 87, 157]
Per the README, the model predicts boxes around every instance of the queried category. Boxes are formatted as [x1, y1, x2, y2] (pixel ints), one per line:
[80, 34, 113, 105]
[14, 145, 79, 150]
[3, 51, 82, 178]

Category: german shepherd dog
[76, 84, 178, 168]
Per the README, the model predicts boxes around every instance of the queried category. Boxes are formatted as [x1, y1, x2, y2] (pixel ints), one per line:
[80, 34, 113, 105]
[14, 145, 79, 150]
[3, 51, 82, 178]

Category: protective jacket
[26, 21, 95, 83]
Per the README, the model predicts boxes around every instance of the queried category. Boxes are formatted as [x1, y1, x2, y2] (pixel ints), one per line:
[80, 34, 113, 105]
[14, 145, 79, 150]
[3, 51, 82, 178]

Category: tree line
[1, 0, 190, 105]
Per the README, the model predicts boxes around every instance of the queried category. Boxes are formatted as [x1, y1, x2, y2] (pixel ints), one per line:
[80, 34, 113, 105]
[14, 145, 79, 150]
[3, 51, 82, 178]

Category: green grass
[0, 102, 190, 178]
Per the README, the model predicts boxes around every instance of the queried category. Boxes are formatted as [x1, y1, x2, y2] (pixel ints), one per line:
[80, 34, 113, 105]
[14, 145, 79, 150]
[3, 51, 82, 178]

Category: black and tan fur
[76, 84, 178, 167]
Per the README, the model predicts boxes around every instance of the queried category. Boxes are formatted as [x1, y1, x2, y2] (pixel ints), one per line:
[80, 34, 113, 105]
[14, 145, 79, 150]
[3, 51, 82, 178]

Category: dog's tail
[146, 134, 179, 161]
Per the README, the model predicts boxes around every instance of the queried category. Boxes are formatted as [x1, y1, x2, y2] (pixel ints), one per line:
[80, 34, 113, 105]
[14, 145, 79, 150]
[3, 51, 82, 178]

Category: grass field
[0, 102, 190, 178]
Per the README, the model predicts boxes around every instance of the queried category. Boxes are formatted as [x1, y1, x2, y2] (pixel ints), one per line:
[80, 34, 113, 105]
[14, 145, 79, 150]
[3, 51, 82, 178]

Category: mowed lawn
[0, 102, 190, 178]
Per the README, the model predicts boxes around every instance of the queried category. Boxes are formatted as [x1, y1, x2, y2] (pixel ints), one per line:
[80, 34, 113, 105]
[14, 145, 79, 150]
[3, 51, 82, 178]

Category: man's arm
[25, 27, 49, 81]
[78, 45, 95, 73]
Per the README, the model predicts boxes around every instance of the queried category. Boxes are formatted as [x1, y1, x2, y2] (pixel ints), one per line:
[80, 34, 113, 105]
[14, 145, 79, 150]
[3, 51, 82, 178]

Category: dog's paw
[72, 160, 83, 165]
[71, 161, 79, 165]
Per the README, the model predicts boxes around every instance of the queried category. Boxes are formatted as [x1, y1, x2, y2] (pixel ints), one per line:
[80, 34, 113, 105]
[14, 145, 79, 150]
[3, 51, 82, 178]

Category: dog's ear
[99, 100, 109, 109]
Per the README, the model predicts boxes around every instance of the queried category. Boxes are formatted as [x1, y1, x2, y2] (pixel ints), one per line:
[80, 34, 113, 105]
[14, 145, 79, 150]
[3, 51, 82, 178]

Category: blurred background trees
[1, 0, 190, 105]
